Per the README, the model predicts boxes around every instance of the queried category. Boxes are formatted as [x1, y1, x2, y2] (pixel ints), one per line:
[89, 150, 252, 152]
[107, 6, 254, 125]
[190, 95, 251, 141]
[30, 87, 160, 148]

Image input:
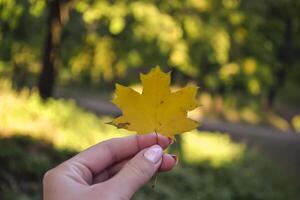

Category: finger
[93, 153, 177, 183]
[66, 133, 170, 182]
[102, 145, 163, 199]
[160, 154, 177, 172]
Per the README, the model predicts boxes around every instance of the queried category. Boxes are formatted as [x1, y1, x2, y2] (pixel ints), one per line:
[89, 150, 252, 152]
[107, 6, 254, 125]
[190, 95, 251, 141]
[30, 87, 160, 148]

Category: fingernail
[170, 154, 178, 165]
[144, 145, 163, 163]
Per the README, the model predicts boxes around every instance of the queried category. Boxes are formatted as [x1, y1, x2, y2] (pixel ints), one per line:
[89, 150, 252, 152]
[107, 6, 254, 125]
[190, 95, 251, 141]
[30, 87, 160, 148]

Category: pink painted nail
[168, 137, 174, 144]
[144, 145, 163, 163]
[170, 154, 178, 165]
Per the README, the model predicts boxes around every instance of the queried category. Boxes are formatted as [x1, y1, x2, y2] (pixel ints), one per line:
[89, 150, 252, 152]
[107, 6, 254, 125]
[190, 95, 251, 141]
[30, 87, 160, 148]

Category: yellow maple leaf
[110, 66, 199, 138]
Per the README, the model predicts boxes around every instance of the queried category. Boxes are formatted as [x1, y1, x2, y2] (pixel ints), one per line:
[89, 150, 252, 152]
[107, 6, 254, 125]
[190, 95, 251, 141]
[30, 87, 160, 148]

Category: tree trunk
[38, 0, 62, 99]
[38, 0, 72, 99]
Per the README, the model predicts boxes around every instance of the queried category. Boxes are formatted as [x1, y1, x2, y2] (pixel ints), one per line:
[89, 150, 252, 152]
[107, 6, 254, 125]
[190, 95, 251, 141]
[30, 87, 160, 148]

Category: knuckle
[102, 141, 118, 164]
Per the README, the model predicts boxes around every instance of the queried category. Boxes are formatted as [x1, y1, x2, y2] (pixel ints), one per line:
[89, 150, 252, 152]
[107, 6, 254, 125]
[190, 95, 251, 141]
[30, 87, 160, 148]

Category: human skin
[43, 133, 177, 200]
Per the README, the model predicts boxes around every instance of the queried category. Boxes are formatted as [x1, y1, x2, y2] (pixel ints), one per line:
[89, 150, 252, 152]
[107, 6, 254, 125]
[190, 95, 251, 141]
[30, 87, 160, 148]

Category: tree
[38, 0, 72, 99]
[1, 0, 300, 107]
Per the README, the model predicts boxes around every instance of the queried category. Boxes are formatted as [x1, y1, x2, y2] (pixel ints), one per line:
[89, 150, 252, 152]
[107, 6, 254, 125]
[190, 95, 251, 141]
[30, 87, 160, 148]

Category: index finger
[68, 133, 171, 176]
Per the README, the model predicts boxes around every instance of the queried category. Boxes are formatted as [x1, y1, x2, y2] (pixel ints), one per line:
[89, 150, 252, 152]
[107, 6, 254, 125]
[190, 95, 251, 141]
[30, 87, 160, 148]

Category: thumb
[106, 145, 163, 199]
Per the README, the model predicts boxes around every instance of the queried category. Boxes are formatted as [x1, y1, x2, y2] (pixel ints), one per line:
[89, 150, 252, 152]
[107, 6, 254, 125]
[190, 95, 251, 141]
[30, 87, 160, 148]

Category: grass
[1, 79, 300, 199]
[0, 79, 131, 150]
[181, 131, 244, 167]
[0, 135, 75, 200]
[136, 153, 300, 200]
[1, 135, 299, 200]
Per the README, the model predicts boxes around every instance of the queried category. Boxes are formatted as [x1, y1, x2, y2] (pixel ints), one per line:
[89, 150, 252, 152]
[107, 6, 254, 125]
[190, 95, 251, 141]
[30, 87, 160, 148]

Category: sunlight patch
[181, 130, 244, 167]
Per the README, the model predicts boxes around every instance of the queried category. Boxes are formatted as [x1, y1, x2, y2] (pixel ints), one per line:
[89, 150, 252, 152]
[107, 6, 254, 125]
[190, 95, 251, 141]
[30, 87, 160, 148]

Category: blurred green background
[1, 0, 300, 199]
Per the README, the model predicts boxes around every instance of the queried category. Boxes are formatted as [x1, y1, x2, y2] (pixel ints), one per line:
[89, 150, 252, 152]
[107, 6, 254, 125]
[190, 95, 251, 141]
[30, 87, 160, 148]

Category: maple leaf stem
[152, 173, 158, 189]
[155, 131, 159, 144]
[152, 131, 159, 189]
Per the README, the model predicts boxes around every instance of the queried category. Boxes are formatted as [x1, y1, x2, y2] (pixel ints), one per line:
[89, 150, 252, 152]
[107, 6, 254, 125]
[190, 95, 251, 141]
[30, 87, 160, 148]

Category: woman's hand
[43, 133, 177, 200]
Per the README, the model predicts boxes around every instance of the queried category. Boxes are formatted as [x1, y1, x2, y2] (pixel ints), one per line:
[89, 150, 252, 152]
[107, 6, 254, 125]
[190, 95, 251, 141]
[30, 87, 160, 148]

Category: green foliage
[0, 79, 130, 150]
[0, 0, 45, 88]
[292, 115, 300, 133]
[1, 135, 299, 200]
[135, 152, 300, 200]
[0, 135, 76, 200]
[1, 0, 300, 104]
